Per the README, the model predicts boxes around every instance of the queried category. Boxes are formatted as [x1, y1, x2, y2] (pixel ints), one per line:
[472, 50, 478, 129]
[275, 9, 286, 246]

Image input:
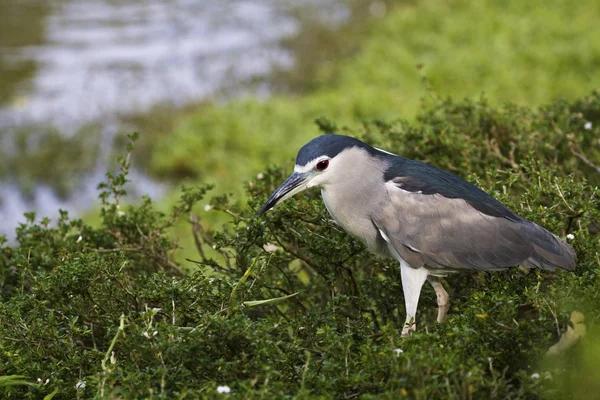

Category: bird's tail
[522, 222, 576, 271]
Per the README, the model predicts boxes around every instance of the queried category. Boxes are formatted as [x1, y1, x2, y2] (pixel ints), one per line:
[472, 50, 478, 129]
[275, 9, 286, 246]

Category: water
[0, 0, 300, 129]
[0, 0, 348, 236]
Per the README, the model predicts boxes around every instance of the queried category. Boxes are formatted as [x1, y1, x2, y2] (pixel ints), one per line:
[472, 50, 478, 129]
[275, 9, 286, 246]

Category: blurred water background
[0, 0, 355, 235]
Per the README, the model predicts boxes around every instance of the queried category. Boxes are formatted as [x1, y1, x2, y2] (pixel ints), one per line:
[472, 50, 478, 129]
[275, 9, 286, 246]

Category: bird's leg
[399, 260, 429, 337]
[427, 276, 450, 323]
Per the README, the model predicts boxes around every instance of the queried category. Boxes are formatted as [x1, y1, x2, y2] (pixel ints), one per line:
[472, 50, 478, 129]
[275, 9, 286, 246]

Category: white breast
[321, 188, 382, 252]
[316, 146, 389, 254]
[321, 188, 341, 225]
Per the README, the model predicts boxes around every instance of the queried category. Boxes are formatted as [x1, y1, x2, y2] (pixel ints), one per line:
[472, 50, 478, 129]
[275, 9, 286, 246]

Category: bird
[258, 134, 576, 336]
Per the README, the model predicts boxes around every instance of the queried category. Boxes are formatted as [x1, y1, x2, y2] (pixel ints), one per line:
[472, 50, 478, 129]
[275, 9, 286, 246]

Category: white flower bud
[217, 385, 231, 394]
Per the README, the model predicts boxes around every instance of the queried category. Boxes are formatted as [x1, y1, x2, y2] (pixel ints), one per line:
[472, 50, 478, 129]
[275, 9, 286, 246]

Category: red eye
[316, 160, 329, 171]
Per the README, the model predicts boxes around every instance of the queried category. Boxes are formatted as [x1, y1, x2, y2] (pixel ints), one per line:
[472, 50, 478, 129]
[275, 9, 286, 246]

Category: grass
[148, 0, 600, 192]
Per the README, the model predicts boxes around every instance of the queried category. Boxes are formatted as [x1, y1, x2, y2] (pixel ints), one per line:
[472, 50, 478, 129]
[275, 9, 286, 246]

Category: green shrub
[0, 97, 599, 399]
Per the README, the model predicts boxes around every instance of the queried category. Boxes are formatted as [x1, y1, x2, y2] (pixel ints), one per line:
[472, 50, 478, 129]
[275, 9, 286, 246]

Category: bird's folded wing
[372, 181, 534, 271]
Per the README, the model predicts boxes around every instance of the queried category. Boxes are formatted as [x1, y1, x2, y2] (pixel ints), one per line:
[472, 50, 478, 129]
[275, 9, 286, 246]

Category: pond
[0, 0, 348, 235]
[0, 0, 310, 129]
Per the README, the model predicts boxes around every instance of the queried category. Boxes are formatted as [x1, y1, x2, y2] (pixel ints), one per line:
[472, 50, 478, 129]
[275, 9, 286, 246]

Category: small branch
[190, 213, 208, 262]
[167, 260, 183, 275]
[565, 212, 584, 234]
[340, 249, 364, 265]
[223, 209, 245, 221]
[488, 139, 519, 169]
[554, 182, 575, 213]
[185, 258, 231, 274]
[361, 308, 381, 332]
[86, 247, 141, 253]
[269, 229, 320, 272]
[189, 213, 233, 270]
[543, 299, 562, 337]
[102, 314, 125, 371]
[570, 147, 600, 173]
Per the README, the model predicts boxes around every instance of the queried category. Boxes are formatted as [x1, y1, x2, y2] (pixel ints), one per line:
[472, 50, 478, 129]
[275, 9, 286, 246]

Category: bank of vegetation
[1, 0, 599, 398]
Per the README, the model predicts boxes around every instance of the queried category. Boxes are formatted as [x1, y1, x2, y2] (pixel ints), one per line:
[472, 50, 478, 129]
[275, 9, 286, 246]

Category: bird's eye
[316, 160, 329, 171]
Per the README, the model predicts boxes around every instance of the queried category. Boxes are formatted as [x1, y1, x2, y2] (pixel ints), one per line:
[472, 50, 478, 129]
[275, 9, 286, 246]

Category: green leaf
[44, 388, 59, 400]
[229, 258, 260, 308]
[0, 375, 36, 388]
[243, 292, 299, 307]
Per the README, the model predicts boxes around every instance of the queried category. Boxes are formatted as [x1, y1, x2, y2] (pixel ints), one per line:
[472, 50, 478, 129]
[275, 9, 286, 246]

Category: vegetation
[147, 0, 600, 191]
[1, 0, 599, 398]
[1, 93, 599, 398]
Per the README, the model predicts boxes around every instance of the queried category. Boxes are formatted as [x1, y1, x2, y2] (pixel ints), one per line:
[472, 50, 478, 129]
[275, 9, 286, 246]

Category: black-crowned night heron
[258, 134, 576, 336]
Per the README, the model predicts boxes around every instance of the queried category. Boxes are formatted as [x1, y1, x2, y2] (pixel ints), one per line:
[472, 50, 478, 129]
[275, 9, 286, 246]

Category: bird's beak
[258, 172, 309, 215]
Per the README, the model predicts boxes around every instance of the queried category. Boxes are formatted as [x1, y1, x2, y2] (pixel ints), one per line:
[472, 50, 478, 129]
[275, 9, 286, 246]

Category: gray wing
[373, 180, 575, 272]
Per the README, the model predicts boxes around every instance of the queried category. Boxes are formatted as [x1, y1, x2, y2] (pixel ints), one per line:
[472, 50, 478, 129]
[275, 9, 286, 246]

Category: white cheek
[295, 164, 314, 174]
[307, 172, 327, 188]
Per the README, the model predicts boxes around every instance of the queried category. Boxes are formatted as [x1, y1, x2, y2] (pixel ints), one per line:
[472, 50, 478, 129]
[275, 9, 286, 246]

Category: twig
[224, 209, 245, 221]
[362, 308, 381, 332]
[554, 182, 575, 212]
[167, 260, 183, 275]
[543, 299, 561, 337]
[488, 139, 519, 169]
[189, 213, 208, 261]
[565, 212, 584, 234]
[100, 314, 126, 398]
[269, 229, 320, 272]
[189, 213, 233, 270]
[86, 247, 141, 253]
[570, 147, 600, 172]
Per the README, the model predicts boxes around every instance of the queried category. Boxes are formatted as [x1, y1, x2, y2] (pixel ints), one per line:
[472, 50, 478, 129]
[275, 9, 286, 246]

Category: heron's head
[258, 134, 383, 215]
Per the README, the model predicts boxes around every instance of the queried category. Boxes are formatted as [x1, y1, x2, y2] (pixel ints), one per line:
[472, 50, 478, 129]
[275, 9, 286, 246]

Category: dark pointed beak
[258, 172, 309, 215]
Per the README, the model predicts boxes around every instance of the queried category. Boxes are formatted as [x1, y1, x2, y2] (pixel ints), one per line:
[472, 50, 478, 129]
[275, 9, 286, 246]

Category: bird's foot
[401, 323, 416, 338]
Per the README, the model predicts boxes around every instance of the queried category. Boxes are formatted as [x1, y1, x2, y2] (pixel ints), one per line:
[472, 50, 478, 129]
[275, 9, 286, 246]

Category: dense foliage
[1, 94, 599, 399]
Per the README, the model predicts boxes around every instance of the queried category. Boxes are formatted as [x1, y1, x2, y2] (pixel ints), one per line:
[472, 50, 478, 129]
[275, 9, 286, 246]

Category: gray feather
[520, 222, 576, 270]
[373, 182, 575, 272]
